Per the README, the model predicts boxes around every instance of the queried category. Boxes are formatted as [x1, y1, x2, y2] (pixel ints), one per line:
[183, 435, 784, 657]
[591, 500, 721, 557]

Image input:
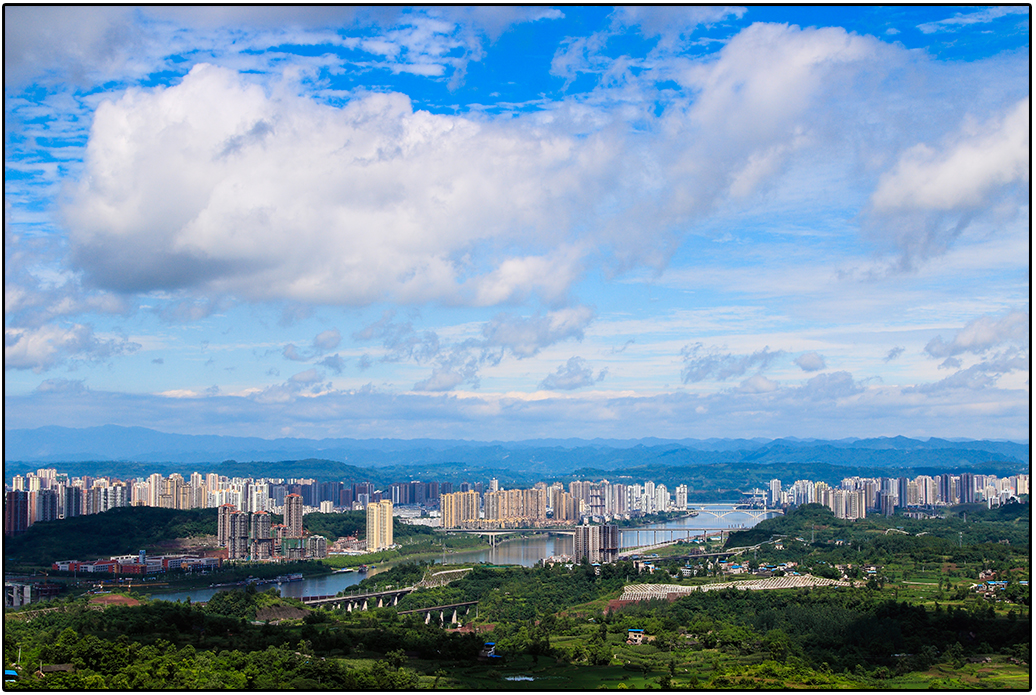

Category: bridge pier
[451, 609, 457, 624]
[346, 602, 353, 612]
[425, 611, 431, 624]
[393, 595, 399, 606]
[362, 600, 368, 610]
[377, 597, 383, 608]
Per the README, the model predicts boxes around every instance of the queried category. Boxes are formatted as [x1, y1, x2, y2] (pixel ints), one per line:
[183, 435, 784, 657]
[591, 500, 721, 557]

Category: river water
[153, 505, 775, 603]
[152, 570, 370, 604]
[445, 504, 778, 566]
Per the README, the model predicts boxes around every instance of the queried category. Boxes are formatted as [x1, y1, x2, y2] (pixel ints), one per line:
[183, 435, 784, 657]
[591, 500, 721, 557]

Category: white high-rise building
[626, 484, 642, 513]
[654, 484, 669, 512]
[792, 480, 815, 505]
[249, 482, 270, 513]
[675, 485, 688, 511]
[148, 473, 164, 507]
[206, 473, 221, 493]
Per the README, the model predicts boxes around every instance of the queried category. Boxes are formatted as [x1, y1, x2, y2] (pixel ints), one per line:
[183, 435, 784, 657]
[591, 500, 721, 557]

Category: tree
[384, 649, 407, 670]
[945, 642, 965, 668]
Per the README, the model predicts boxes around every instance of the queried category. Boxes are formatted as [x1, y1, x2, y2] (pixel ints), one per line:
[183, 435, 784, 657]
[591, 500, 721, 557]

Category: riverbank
[321, 535, 494, 570]
[143, 559, 333, 595]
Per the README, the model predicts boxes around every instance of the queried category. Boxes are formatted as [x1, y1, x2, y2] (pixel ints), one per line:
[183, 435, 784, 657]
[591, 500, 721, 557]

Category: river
[445, 504, 779, 566]
[151, 570, 370, 604]
[152, 504, 776, 603]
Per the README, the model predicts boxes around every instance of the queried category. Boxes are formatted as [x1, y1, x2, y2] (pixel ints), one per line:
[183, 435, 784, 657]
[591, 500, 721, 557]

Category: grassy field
[434, 653, 664, 690]
[885, 660, 1031, 690]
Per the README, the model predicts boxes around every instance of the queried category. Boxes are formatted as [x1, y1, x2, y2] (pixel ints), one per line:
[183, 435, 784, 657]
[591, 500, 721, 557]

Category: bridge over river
[691, 507, 783, 521]
[302, 586, 415, 611]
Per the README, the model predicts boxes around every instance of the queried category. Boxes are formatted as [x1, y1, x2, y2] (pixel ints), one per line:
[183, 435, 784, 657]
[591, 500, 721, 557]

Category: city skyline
[4, 7, 1030, 442]
[7, 463, 1027, 532]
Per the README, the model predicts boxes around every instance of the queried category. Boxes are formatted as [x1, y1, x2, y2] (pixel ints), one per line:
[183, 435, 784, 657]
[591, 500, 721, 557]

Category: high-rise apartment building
[35, 489, 59, 523]
[589, 483, 606, 518]
[249, 482, 270, 514]
[654, 484, 669, 513]
[441, 491, 480, 528]
[284, 493, 304, 538]
[206, 473, 221, 493]
[215, 502, 251, 560]
[959, 473, 975, 504]
[217, 503, 236, 548]
[675, 485, 688, 512]
[366, 500, 393, 551]
[574, 524, 620, 564]
[228, 509, 250, 560]
[306, 534, 328, 559]
[4, 491, 29, 536]
[60, 484, 83, 519]
[250, 511, 273, 560]
[483, 487, 547, 525]
[550, 488, 578, 522]
[148, 473, 164, 507]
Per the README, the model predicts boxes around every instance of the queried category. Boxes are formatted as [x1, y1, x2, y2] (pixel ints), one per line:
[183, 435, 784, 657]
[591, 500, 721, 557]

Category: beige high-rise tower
[284, 493, 304, 538]
[441, 491, 479, 528]
[366, 500, 393, 551]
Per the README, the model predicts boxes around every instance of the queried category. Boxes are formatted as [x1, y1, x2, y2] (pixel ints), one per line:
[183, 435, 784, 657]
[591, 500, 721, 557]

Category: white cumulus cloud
[925, 311, 1029, 358]
[869, 98, 1029, 267]
[872, 98, 1029, 213]
[5, 324, 139, 372]
[64, 64, 601, 307]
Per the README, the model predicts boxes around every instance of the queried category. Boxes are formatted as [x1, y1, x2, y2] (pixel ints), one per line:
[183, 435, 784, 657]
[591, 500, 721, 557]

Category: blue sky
[4, 6, 1030, 441]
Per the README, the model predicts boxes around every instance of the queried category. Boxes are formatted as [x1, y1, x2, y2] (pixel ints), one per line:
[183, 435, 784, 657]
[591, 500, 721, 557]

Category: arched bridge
[692, 508, 783, 521]
[398, 600, 479, 625]
[302, 587, 414, 611]
[301, 568, 474, 611]
[301, 589, 478, 625]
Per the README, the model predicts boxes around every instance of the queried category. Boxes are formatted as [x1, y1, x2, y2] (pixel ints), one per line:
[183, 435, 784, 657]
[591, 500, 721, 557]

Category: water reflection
[447, 504, 777, 567]
[153, 569, 367, 604]
[447, 535, 574, 567]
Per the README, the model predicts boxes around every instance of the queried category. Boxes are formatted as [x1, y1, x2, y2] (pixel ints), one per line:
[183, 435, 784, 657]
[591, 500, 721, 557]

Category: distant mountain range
[5, 425, 1028, 477]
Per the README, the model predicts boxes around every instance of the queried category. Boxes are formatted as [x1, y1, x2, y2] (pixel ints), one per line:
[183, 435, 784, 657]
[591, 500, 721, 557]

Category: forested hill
[2, 508, 431, 566]
[2, 507, 218, 566]
[724, 501, 1031, 550]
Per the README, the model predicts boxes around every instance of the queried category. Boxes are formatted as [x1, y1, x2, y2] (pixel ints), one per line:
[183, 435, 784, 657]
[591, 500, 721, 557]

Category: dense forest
[5, 559, 1029, 689]
[3, 507, 219, 566]
[726, 501, 1030, 549]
